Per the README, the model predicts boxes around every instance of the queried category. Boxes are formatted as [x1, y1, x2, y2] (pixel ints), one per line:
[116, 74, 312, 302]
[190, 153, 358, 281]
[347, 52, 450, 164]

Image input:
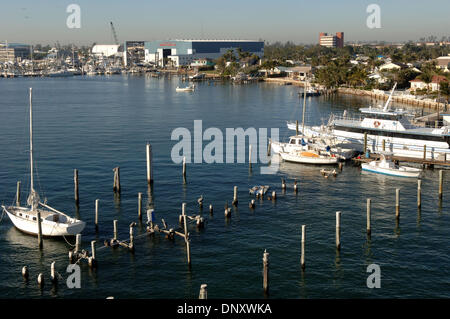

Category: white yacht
[2, 88, 86, 237]
[291, 83, 450, 159]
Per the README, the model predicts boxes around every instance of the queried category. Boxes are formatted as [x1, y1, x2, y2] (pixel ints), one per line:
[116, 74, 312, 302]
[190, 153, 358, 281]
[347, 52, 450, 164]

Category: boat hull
[280, 152, 338, 165]
[4, 207, 85, 237]
[361, 163, 421, 178]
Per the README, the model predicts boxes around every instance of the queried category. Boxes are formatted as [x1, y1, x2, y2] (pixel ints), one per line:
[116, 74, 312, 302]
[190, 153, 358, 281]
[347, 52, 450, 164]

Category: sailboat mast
[301, 80, 307, 137]
[29, 87, 34, 193]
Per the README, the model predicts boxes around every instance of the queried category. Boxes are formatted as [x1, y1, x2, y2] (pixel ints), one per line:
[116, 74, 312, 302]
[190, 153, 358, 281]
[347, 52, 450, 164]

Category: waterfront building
[436, 55, 450, 73]
[410, 75, 448, 92]
[140, 40, 264, 67]
[92, 44, 121, 57]
[319, 32, 344, 48]
[0, 42, 30, 62]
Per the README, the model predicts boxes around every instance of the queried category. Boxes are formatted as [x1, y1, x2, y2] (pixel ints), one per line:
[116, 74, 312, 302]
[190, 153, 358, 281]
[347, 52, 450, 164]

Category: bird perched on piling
[197, 195, 204, 207]
[249, 199, 255, 209]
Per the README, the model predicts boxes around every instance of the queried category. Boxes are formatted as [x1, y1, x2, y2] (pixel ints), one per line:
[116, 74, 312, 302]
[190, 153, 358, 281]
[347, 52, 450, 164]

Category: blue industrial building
[139, 40, 264, 67]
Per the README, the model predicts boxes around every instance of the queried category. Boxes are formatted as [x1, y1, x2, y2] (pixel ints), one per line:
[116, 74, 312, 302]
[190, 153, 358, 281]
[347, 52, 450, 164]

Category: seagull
[197, 195, 204, 206]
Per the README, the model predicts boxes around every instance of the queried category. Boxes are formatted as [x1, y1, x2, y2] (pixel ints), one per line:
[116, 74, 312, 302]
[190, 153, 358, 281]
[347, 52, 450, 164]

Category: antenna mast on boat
[383, 82, 397, 112]
[27, 87, 39, 210]
[301, 79, 307, 137]
[29, 88, 34, 195]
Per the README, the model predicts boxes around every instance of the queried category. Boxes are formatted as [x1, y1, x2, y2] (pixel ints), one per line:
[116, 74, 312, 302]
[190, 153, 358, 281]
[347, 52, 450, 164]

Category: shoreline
[262, 77, 448, 111]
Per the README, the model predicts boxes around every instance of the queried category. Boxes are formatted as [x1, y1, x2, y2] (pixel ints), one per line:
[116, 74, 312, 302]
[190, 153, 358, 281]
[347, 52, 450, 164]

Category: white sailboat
[1, 88, 86, 237]
[278, 80, 339, 165]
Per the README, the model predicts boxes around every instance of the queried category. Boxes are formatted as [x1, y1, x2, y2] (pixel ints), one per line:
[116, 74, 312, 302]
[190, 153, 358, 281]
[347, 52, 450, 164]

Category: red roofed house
[410, 75, 448, 92]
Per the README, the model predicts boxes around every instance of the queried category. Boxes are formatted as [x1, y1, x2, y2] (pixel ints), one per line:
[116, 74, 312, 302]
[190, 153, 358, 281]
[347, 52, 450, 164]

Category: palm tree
[419, 71, 434, 94]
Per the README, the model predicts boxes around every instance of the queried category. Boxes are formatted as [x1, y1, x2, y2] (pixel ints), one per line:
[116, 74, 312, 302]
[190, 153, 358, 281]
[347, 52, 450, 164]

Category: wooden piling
[113, 220, 118, 241]
[75, 234, 81, 253]
[382, 139, 386, 152]
[16, 181, 21, 206]
[199, 284, 208, 299]
[37, 273, 44, 287]
[439, 170, 443, 200]
[182, 156, 187, 182]
[146, 142, 153, 185]
[129, 223, 135, 252]
[232, 186, 238, 206]
[74, 169, 79, 204]
[336, 211, 341, 251]
[249, 145, 252, 168]
[182, 207, 191, 265]
[417, 180, 422, 208]
[423, 145, 426, 160]
[281, 178, 286, 190]
[296, 120, 299, 136]
[138, 192, 142, 220]
[95, 199, 99, 231]
[37, 211, 43, 249]
[294, 179, 298, 193]
[22, 266, 29, 280]
[263, 250, 269, 294]
[366, 199, 371, 236]
[89, 240, 97, 268]
[209, 204, 213, 215]
[363, 132, 368, 154]
[272, 191, 276, 200]
[186, 238, 191, 266]
[50, 261, 57, 284]
[301, 225, 305, 270]
[395, 189, 400, 221]
[113, 167, 121, 193]
[224, 202, 231, 218]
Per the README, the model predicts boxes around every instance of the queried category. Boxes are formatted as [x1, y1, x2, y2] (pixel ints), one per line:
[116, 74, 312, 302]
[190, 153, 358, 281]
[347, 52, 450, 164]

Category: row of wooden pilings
[261, 172, 445, 295]
[18, 142, 445, 295]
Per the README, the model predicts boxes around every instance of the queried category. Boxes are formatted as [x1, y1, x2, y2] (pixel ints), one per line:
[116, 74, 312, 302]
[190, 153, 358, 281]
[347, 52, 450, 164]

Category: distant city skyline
[1, 0, 449, 46]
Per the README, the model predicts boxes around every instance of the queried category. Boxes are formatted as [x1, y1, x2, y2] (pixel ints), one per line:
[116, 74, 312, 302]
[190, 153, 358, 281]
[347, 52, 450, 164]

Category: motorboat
[361, 153, 422, 178]
[299, 83, 450, 159]
[176, 84, 195, 92]
[189, 73, 206, 81]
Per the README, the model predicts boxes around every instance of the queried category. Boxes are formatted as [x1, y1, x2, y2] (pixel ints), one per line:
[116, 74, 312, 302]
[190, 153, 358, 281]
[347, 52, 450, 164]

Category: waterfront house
[436, 55, 450, 73]
[410, 75, 448, 92]
[379, 62, 407, 71]
[276, 66, 312, 80]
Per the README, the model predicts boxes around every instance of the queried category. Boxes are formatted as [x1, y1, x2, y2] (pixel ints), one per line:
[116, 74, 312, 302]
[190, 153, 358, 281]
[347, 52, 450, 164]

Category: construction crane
[110, 21, 119, 45]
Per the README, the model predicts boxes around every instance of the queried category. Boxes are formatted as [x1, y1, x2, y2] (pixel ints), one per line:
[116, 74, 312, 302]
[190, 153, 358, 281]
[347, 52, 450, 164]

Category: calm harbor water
[0, 75, 448, 299]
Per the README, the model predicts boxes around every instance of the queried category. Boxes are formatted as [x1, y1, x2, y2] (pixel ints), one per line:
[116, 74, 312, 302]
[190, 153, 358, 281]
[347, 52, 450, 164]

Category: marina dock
[353, 153, 450, 168]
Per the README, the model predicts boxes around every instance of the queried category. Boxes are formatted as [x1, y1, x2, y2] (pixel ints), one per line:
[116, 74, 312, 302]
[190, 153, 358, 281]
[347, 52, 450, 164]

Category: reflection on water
[0, 76, 448, 299]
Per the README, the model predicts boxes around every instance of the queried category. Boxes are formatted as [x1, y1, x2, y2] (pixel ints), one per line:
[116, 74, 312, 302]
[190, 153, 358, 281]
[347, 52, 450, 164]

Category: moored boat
[176, 84, 195, 92]
[361, 154, 422, 178]
[1, 88, 85, 237]
[303, 83, 450, 159]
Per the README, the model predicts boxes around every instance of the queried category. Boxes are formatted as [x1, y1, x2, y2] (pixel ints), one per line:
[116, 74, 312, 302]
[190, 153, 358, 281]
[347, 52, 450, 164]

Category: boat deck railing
[330, 114, 445, 131]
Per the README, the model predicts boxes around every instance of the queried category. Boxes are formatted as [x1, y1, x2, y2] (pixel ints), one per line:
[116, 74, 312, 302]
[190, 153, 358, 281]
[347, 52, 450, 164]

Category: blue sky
[0, 0, 449, 45]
